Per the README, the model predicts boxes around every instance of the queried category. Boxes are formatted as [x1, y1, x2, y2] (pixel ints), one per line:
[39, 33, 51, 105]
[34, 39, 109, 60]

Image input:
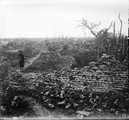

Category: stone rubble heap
[0, 54, 128, 118]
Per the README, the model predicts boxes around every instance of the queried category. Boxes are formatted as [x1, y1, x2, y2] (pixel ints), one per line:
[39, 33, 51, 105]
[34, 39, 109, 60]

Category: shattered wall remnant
[57, 55, 128, 92]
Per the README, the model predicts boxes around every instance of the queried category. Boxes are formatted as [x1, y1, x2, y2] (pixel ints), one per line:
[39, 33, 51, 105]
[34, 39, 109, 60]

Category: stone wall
[82, 56, 128, 92]
[84, 68, 128, 92]
[59, 55, 128, 92]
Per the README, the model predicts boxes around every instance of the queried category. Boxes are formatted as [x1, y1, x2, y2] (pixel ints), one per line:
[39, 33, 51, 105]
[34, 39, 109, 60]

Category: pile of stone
[0, 54, 128, 118]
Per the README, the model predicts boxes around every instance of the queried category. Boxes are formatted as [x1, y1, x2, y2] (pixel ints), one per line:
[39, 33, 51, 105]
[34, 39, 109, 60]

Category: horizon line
[0, 36, 95, 39]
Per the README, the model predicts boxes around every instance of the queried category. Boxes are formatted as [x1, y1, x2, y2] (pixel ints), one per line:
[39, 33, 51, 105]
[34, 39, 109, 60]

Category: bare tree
[116, 13, 128, 63]
[79, 19, 113, 60]
[79, 14, 128, 64]
[118, 13, 123, 38]
[78, 19, 100, 37]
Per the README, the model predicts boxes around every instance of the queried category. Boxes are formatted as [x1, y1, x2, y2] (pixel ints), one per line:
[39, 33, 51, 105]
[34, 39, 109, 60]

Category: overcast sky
[0, 0, 128, 38]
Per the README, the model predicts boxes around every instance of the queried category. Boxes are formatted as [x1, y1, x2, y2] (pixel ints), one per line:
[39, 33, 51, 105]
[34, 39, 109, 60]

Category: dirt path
[14, 51, 42, 74]
[21, 97, 50, 117]
[24, 51, 42, 69]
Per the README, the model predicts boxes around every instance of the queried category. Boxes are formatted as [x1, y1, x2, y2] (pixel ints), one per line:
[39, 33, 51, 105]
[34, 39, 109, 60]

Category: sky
[0, 0, 128, 38]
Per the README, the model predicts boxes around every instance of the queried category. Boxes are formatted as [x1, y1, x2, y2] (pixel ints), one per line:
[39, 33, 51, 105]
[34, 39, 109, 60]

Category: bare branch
[79, 19, 100, 37]
[118, 13, 123, 37]
[106, 22, 113, 31]
[113, 21, 115, 38]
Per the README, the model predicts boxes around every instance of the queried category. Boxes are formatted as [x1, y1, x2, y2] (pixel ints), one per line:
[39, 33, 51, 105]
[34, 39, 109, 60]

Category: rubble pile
[0, 54, 128, 118]
[0, 71, 128, 117]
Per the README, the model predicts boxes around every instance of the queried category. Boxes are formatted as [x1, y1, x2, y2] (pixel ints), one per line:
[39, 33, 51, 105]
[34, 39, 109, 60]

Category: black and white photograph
[0, 0, 129, 119]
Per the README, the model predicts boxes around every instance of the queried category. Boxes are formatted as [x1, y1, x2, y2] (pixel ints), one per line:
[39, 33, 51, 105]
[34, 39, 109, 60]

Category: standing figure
[18, 50, 25, 70]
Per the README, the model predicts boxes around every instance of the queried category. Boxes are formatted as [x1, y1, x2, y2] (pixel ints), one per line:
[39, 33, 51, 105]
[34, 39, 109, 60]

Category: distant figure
[18, 50, 25, 70]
